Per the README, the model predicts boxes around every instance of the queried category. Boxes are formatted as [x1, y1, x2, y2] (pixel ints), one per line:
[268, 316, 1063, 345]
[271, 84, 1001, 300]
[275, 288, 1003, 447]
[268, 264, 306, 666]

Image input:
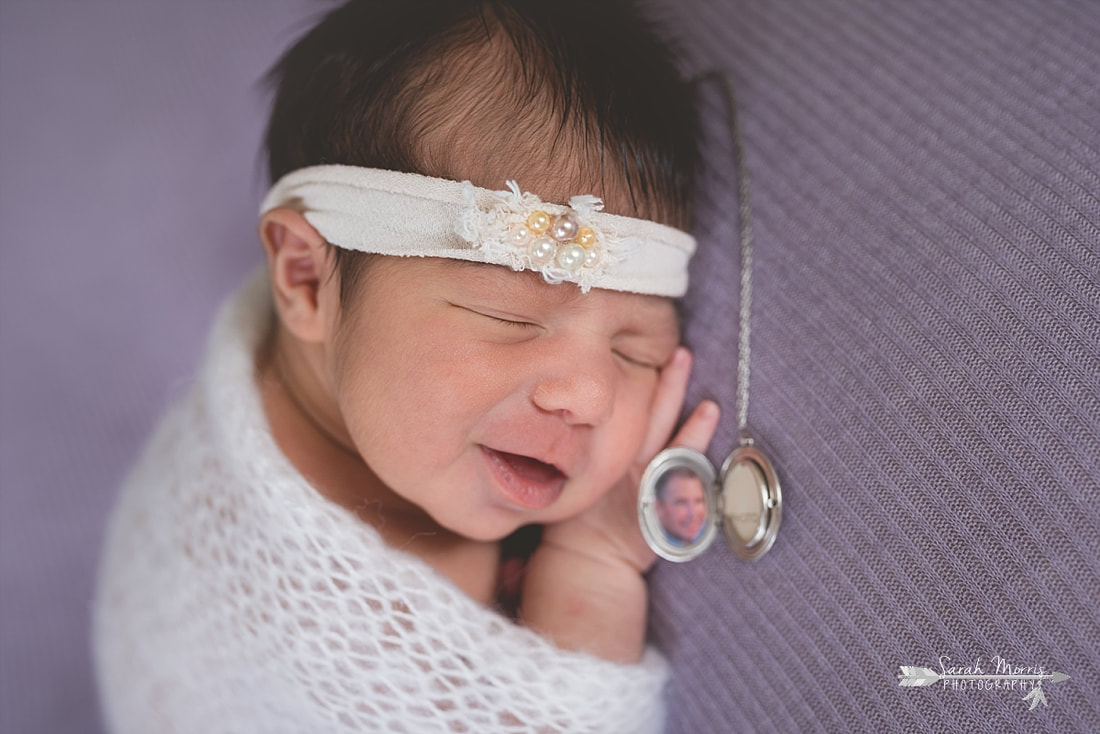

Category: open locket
[638, 442, 782, 562]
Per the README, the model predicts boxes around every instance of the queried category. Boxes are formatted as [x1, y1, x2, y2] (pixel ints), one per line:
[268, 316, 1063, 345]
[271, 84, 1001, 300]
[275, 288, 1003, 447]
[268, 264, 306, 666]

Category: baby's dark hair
[264, 0, 699, 301]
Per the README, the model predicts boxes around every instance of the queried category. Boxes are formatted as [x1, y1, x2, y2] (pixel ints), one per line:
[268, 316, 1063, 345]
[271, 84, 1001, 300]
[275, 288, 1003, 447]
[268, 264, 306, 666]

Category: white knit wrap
[260, 165, 695, 296]
[93, 272, 670, 733]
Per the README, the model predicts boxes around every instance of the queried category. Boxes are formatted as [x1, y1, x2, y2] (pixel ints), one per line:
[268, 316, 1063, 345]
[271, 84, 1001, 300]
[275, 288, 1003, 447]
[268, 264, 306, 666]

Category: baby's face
[327, 256, 680, 541]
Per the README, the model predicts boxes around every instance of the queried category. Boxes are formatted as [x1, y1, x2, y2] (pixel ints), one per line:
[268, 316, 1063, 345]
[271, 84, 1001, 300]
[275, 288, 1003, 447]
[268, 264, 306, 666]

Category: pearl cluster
[507, 208, 602, 273]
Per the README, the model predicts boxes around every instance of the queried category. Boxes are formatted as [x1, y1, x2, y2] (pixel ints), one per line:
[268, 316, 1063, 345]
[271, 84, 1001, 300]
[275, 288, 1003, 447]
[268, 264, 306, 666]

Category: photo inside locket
[654, 467, 710, 546]
[638, 448, 718, 562]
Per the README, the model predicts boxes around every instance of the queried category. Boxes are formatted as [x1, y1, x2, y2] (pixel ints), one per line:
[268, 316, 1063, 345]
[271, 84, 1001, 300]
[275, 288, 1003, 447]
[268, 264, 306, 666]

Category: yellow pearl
[576, 226, 597, 247]
[526, 210, 551, 234]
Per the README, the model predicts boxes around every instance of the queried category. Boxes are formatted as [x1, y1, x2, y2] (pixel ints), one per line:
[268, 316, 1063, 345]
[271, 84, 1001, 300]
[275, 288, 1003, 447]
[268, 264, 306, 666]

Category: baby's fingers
[636, 347, 694, 461]
[668, 399, 721, 453]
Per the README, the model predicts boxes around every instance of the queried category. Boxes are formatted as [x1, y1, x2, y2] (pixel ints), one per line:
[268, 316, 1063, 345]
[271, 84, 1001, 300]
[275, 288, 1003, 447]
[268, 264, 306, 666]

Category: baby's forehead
[370, 257, 679, 331]
[447, 260, 586, 305]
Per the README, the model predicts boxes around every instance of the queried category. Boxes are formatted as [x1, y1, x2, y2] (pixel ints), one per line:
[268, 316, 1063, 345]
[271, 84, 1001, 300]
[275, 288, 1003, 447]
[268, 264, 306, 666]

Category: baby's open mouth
[481, 447, 567, 510]
[497, 451, 565, 482]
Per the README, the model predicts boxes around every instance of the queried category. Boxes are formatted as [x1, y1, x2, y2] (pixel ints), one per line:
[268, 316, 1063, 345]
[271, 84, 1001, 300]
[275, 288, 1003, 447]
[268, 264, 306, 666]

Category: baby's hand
[521, 347, 719, 661]
[538, 347, 721, 575]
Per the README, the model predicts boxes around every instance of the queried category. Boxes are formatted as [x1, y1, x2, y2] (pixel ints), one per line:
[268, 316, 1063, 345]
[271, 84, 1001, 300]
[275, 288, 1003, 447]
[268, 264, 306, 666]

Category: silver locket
[637, 76, 784, 563]
[638, 441, 781, 562]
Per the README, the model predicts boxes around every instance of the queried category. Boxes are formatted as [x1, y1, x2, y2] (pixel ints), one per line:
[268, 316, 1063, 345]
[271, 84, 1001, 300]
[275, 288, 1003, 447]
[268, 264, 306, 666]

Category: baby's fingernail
[700, 400, 719, 418]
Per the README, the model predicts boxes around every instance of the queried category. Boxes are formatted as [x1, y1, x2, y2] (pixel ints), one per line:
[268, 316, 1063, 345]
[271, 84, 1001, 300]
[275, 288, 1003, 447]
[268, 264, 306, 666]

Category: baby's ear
[258, 208, 335, 344]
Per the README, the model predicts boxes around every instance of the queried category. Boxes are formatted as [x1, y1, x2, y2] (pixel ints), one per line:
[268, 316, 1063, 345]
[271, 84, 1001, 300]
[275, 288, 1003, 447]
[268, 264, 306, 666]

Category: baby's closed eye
[610, 334, 677, 372]
[452, 303, 542, 335]
[612, 348, 663, 371]
[483, 313, 539, 330]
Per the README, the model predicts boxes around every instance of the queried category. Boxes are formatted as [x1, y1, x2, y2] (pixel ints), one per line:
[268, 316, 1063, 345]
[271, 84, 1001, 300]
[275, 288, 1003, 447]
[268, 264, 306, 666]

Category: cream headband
[259, 165, 695, 296]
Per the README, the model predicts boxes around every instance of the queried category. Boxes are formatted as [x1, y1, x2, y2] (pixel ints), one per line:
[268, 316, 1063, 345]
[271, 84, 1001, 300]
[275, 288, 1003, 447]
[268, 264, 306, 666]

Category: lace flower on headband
[456, 181, 636, 293]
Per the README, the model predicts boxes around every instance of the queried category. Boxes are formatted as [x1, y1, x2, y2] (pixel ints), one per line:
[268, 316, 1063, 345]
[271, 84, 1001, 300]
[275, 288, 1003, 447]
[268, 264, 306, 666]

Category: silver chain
[723, 77, 755, 441]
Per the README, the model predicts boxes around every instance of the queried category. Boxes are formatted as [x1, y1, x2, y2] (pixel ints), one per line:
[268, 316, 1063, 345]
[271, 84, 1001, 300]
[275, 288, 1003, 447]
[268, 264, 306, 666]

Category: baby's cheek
[609, 385, 656, 461]
[628, 375, 663, 435]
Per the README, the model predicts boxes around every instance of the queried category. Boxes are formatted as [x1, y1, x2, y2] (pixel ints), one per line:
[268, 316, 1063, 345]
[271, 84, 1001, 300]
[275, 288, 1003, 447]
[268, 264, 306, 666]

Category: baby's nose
[530, 356, 615, 426]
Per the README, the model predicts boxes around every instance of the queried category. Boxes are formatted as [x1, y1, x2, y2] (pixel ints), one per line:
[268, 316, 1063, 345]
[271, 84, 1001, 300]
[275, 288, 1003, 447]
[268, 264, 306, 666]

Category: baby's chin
[422, 475, 608, 543]
[428, 504, 533, 544]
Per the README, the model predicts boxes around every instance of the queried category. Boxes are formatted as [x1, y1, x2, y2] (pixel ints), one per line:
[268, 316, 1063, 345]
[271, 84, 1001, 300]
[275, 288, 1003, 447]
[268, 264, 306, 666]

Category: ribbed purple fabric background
[1, 1, 1096, 732]
[653, 0, 1100, 732]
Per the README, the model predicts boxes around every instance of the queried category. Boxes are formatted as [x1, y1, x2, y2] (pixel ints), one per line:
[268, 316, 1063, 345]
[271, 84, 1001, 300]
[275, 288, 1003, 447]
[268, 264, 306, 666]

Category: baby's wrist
[520, 542, 649, 663]
[539, 515, 651, 576]
[537, 522, 656, 577]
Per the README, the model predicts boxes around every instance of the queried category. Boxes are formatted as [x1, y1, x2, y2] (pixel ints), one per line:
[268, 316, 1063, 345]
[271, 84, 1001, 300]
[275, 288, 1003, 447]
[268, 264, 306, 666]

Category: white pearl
[528, 236, 556, 265]
[555, 243, 586, 272]
[584, 247, 601, 268]
[550, 213, 579, 243]
[509, 223, 531, 245]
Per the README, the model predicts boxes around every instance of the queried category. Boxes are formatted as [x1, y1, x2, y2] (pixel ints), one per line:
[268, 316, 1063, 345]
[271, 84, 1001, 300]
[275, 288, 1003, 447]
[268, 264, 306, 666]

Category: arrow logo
[897, 666, 1070, 711]
[1022, 686, 1048, 710]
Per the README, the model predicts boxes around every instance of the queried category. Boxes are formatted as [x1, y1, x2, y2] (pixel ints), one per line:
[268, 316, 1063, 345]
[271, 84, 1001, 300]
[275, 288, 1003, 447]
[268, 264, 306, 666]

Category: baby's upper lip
[481, 443, 573, 479]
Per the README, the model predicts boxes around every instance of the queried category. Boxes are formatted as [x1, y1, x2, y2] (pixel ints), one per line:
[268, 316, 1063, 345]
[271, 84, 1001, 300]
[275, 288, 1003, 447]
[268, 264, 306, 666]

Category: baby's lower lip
[480, 446, 566, 510]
